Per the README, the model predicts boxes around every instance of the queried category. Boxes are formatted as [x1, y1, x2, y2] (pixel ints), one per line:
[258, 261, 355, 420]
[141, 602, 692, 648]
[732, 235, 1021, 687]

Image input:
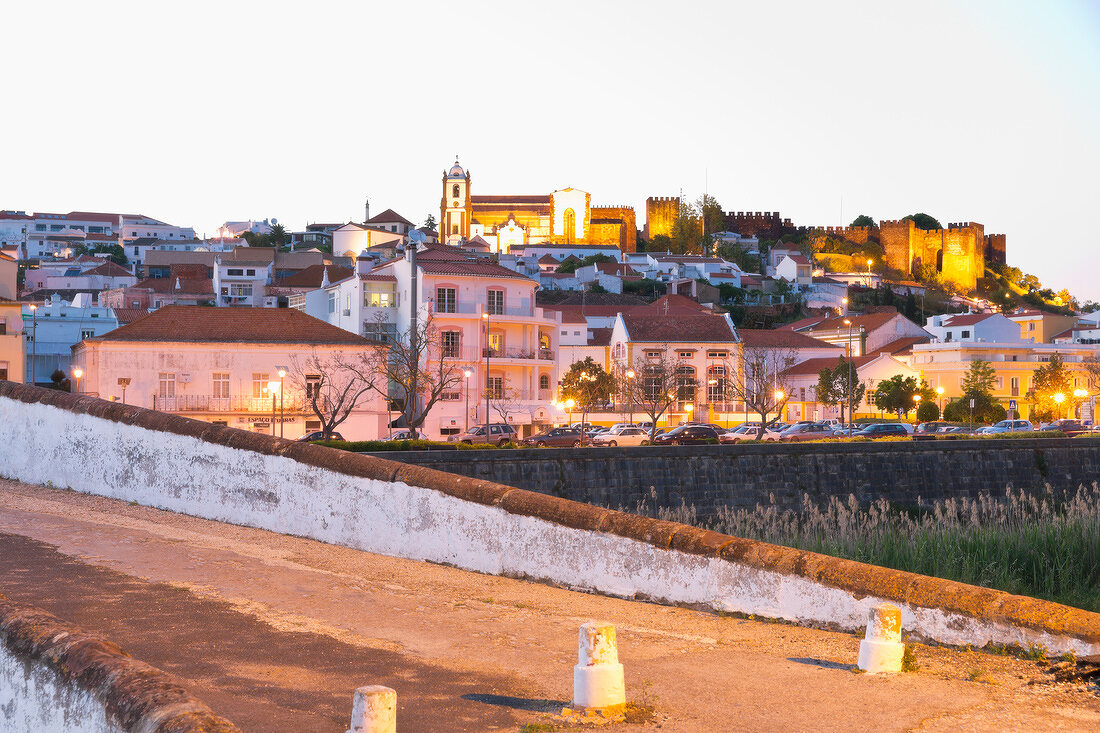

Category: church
[439, 159, 636, 254]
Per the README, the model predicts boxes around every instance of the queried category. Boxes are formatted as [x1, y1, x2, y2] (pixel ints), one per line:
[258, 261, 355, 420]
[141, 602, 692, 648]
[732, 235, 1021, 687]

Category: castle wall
[722, 211, 792, 237]
[878, 219, 915, 274]
[590, 206, 637, 252]
[644, 197, 679, 240]
[985, 234, 1007, 267]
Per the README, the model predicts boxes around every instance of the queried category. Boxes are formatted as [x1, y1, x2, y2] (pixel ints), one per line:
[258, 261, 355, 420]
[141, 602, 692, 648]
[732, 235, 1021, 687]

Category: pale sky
[5, 1, 1099, 302]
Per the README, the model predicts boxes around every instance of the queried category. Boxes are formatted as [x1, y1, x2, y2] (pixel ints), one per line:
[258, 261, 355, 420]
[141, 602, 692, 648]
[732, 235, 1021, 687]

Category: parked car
[387, 429, 418, 441]
[521, 427, 586, 447]
[590, 426, 652, 446]
[451, 423, 519, 445]
[298, 431, 344, 442]
[607, 423, 637, 432]
[818, 418, 841, 428]
[912, 422, 951, 441]
[986, 419, 1034, 434]
[777, 423, 834, 441]
[720, 424, 782, 443]
[853, 423, 911, 439]
[652, 425, 721, 445]
[1040, 419, 1090, 436]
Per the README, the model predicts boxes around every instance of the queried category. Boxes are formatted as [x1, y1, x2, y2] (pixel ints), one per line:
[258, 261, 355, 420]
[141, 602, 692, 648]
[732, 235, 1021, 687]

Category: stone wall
[644, 197, 679, 240]
[0, 593, 238, 732]
[1, 381, 1097, 655]
[372, 440, 1100, 517]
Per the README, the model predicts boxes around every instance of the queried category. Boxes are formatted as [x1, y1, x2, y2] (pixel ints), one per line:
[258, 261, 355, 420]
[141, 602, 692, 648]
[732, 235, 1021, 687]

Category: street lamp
[912, 394, 921, 420]
[936, 385, 945, 414]
[482, 312, 490, 436]
[266, 380, 280, 436]
[841, 296, 848, 316]
[625, 368, 635, 425]
[276, 366, 289, 438]
[843, 318, 854, 435]
[1053, 391, 1065, 418]
[866, 259, 873, 288]
[565, 397, 575, 425]
[28, 304, 37, 386]
[684, 403, 694, 422]
[72, 367, 83, 395]
[463, 369, 473, 432]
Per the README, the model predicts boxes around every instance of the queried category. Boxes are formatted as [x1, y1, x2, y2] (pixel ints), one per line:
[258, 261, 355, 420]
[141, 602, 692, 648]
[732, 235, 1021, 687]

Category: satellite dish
[407, 229, 426, 246]
[270, 218, 278, 225]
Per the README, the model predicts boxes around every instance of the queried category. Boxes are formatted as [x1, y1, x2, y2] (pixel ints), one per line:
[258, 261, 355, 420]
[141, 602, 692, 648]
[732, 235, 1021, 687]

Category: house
[101, 264, 215, 309]
[782, 307, 931, 357]
[332, 223, 404, 260]
[0, 250, 17, 300]
[924, 312, 1022, 344]
[71, 306, 388, 439]
[0, 252, 23, 382]
[213, 259, 273, 307]
[365, 209, 416, 235]
[775, 254, 812, 285]
[22, 293, 119, 383]
[1007, 309, 1079, 344]
[780, 352, 921, 422]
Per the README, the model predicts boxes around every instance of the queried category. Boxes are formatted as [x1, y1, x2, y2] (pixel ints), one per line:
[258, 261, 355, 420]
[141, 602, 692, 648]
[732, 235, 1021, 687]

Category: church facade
[439, 160, 636, 254]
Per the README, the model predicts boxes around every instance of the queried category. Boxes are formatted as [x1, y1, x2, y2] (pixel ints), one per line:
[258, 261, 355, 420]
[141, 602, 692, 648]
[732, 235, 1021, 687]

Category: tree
[556, 253, 615, 274]
[560, 357, 616, 439]
[647, 234, 673, 253]
[371, 313, 464, 438]
[72, 243, 128, 266]
[916, 401, 940, 422]
[903, 213, 943, 231]
[291, 351, 379, 440]
[944, 395, 1005, 424]
[872, 375, 935, 417]
[620, 347, 686, 441]
[961, 358, 996, 397]
[715, 241, 761, 274]
[487, 380, 524, 428]
[815, 357, 867, 422]
[669, 200, 703, 254]
[697, 194, 724, 253]
[726, 345, 798, 439]
[423, 214, 437, 231]
[1025, 353, 1073, 422]
[49, 368, 71, 392]
[850, 214, 876, 229]
[1083, 353, 1100, 396]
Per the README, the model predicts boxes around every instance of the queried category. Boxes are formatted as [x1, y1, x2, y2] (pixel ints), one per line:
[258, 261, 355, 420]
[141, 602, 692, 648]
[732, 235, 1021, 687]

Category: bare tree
[726, 344, 798, 439]
[290, 350, 381, 440]
[1083, 353, 1100, 395]
[619, 346, 696, 440]
[487, 380, 524, 428]
[370, 312, 463, 439]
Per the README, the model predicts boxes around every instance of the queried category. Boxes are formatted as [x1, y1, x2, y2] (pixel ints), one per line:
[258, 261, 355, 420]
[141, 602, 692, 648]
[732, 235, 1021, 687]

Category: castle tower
[440, 159, 472, 246]
[645, 196, 679, 241]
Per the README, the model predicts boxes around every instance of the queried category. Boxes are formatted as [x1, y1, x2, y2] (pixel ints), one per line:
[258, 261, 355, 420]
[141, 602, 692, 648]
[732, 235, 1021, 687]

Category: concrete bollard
[347, 685, 396, 733]
[573, 621, 626, 709]
[857, 603, 905, 674]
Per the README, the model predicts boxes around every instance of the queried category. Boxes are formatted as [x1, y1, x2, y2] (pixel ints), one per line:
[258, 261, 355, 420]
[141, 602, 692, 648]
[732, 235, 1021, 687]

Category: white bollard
[573, 621, 626, 709]
[857, 603, 905, 674]
[347, 685, 396, 733]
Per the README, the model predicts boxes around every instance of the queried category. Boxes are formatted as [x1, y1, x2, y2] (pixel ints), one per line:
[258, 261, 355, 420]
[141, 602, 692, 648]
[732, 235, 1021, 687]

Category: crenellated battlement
[646, 196, 680, 203]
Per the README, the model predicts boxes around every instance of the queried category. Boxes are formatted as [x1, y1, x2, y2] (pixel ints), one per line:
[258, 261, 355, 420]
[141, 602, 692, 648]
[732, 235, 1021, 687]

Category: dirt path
[0, 478, 1096, 732]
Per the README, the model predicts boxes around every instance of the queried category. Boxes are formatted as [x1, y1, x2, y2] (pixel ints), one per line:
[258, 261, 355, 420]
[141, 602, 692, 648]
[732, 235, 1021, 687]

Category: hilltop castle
[439, 160, 636, 254]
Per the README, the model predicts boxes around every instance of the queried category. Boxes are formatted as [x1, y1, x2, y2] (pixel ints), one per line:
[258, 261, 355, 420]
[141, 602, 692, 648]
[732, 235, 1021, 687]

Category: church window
[452, 184, 459, 198]
[452, 224, 458, 235]
[563, 208, 576, 244]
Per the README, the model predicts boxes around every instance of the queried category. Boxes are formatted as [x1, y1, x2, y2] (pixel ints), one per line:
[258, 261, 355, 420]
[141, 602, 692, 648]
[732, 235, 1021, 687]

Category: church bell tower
[441, 158, 471, 246]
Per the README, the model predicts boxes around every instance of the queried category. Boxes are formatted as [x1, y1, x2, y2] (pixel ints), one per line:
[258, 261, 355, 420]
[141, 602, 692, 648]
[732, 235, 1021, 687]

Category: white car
[590, 426, 652, 446]
[607, 422, 637, 432]
[720, 424, 782, 443]
[986, 419, 1034, 434]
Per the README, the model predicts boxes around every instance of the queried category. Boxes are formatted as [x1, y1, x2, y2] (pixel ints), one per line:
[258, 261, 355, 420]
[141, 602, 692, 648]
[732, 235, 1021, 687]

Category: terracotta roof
[538, 254, 560, 264]
[941, 313, 994, 327]
[871, 336, 930, 356]
[588, 327, 613, 346]
[84, 261, 133, 277]
[812, 276, 845, 284]
[132, 277, 214, 294]
[471, 195, 552, 204]
[418, 259, 532, 280]
[782, 354, 879, 377]
[739, 329, 843, 350]
[276, 264, 354, 289]
[365, 208, 414, 226]
[595, 262, 637, 276]
[0, 251, 15, 261]
[88, 305, 371, 345]
[785, 254, 811, 265]
[622, 313, 737, 343]
[650, 294, 709, 313]
[787, 309, 900, 335]
[359, 274, 397, 282]
[111, 308, 150, 324]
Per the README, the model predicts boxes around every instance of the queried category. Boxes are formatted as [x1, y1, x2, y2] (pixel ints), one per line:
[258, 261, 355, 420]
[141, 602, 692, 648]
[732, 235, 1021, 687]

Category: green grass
[640, 484, 1100, 613]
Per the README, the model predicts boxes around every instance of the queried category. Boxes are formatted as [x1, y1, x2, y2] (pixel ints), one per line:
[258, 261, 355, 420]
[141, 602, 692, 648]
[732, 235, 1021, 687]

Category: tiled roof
[275, 265, 354, 289]
[788, 309, 900, 335]
[88, 305, 371, 344]
[360, 274, 397, 282]
[365, 208, 414, 226]
[739, 329, 843, 350]
[111, 308, 150, 324]
[84, 261, 133, 277]
[781, 354, 879, 376]
[588, 327, 613, 346]
[785, 254, 811, 265]
[132, 277, 214, 294]
[872, 336, 930, 356]
[650, 294, 710, 313]
[538, 254, 560, 264]
[622, 313, 737, 343]
[471, 195, 552, 204]
[941, 313, 994, 327]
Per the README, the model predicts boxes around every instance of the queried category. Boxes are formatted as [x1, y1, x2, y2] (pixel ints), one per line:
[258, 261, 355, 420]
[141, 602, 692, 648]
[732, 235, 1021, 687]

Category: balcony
[432, 302, 536, 318]
[154, 394, 307, 413]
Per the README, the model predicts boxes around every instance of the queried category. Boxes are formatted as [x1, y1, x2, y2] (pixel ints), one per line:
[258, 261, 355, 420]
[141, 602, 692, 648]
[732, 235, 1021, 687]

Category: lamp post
[482, 312, 490, 436]
[276, 366, 289, 438]
[28, 304, 37, 386]
[463, 369, 473, 432]
[936, 386, 945, 414]
[625, 368, 635, 425]
[913, 393, 921, 422]
[72, 367, 83, 395]
[265, 381, 280, 436]
[843, 318, 853, 435]
[565, 397, 575, 426]
[841, 296, 848, 316]
[866, 259, 873, 288]
[684, 403, 694, 423]
[1053, 391, 1065, 419]
[774, 389, 785, 424]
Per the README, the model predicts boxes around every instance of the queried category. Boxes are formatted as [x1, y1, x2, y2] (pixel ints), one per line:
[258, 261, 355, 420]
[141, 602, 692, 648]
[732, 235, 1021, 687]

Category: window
[441, 391, 461, 401]
[363, 323, 397, 343]
[563, 208, 576, 244]
[994, 376, 1004, 390]
[452, 224, 458, 235]
[679, 351, 693, 359]
[708, 351, 728, 359]
[452, 184, 460, 198]
[252, 373, 270, 399]
[487, 332, 502, 353]
[364, 285, 394, 307]
[540, 374, 551, 390]
[441, 330, 460, 358]
[327, 292, 336, 314]
[230, 283, 252, 297]
[0, 320, 5, 335]
[212, 373, 229, 399]
[487, 289, 504, 315]
[486, 376, 504, 399]
[1010, 377, 1020, 397]
[436, 287, 456, 313]
[227, 268, 244, 276]
[80, 329, 94, 340]
[305, 375, 322, 400]
[961, 330, 971, 339]
[706, 365, 726, 403]
[561, 330, 568, 336]
[0, 364, 7, 381]
[645, 351, 662, 359]
[158, 372, 176, 398]
[246, 269, 255, 276]
[676, 366, 696, 403]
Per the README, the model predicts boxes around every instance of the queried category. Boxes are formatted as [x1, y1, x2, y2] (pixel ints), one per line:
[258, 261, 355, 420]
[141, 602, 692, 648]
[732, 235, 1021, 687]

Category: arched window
[539, 374, 550, 390]
[563, 208, 575, 244]
[935, 248, 944, 272]
[676, 365, 696, 403]
[452, 184, 460, 198]
[707, 365, 726, 404]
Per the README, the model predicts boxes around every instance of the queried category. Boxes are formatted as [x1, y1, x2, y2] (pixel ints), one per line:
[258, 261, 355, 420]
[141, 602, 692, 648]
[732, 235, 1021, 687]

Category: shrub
[916, 402, 940, 422]
[314, 439, 513, 452]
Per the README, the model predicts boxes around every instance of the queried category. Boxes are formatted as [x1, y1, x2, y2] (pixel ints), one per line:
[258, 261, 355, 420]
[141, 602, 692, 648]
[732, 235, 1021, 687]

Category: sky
[5, 0, 1099, 302]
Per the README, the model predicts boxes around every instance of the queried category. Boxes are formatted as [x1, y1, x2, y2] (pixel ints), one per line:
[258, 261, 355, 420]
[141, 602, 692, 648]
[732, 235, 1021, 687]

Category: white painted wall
[0, 649, 124, 733]
[1, 394, 1094, 655]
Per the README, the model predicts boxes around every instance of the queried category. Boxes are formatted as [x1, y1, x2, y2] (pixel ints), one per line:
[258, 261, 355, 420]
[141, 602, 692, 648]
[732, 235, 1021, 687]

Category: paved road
[0, 478, 1097, 732]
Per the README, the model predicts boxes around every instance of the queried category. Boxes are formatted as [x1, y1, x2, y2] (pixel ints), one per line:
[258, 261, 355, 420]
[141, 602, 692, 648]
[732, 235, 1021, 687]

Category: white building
[23, 294, 120, 383]
[924, 312, 1023, 344]
[213, 258, 274, 307]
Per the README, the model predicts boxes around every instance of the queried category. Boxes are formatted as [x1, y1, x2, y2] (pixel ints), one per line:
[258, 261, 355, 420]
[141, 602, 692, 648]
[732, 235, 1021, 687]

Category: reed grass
[629, 484, 1100, 612]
